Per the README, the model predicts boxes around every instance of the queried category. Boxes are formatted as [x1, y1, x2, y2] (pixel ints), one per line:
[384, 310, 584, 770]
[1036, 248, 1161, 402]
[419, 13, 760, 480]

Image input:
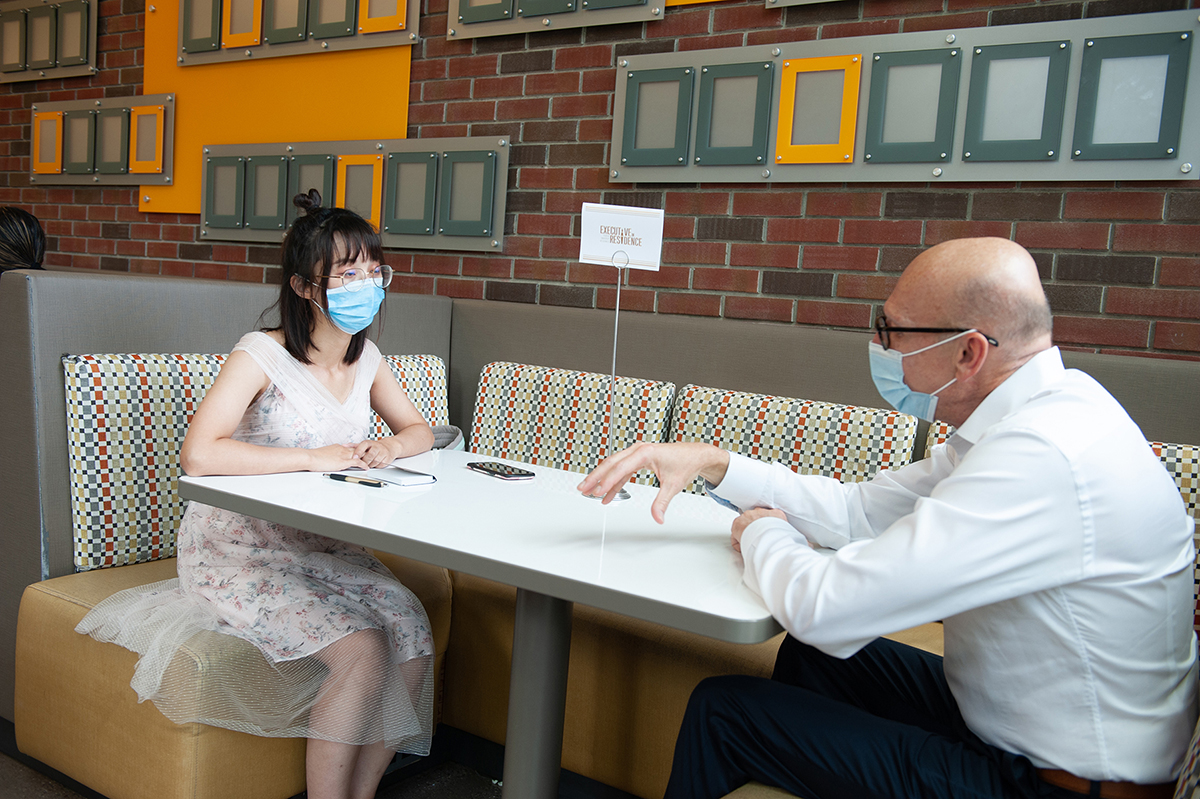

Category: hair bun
[293, 189, 323, 214]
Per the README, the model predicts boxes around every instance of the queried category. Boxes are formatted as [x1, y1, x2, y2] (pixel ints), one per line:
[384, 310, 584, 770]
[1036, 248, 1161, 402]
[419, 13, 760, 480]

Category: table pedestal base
[501, 589, 574, 799]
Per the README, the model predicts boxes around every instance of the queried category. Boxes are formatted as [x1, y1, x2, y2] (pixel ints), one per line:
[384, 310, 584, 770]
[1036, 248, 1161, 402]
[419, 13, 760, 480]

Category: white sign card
[579, 202, 664, 271]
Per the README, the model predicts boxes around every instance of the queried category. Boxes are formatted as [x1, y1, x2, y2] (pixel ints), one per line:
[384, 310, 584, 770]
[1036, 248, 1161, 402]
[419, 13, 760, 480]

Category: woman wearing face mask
[78, 191, 435, 799]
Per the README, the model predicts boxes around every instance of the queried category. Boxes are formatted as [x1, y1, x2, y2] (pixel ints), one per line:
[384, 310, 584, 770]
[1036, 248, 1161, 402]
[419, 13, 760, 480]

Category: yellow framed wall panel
[143, 1, 410, 214]
[775, 54, 862, 164]
[358, 0, 406, 32]
[336, 153, 384, 230]
[32, 111, 62, 174]
[221, 0, 263, 47]
[128, 105, 166, 174]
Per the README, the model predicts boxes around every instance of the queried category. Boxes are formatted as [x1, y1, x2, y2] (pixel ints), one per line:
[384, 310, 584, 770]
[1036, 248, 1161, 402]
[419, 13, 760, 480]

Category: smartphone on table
[467, 461, 535, 481]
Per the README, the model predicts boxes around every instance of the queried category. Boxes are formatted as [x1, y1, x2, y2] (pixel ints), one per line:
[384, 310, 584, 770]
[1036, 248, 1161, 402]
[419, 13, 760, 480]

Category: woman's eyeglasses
[322, 264, 393, 292]
[874, 314, 999, 351]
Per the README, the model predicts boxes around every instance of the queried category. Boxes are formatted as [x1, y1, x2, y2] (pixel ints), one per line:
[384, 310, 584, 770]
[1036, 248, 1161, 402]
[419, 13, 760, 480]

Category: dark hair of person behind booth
[264, 189, 385, 366]
[0, 207, 46, 273]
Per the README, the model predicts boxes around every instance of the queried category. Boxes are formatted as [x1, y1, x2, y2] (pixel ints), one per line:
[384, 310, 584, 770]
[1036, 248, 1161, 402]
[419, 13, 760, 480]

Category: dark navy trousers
[663, 635, 1090, 799]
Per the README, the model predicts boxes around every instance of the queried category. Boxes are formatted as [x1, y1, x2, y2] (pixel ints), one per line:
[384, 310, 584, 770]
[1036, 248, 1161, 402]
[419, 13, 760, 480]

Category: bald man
[579, 238, 1197, 799]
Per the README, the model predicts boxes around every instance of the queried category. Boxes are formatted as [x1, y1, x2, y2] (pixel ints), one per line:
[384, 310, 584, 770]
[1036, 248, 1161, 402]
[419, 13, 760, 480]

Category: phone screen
[467, 461, 535, 481]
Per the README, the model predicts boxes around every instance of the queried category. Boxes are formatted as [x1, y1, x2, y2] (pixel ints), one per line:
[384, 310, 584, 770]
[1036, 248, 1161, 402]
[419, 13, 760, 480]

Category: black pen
[324, 473, 385, 488]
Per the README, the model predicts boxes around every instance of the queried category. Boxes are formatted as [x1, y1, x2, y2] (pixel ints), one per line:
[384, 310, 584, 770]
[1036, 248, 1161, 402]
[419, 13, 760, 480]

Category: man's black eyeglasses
[874, 314, 1000, 352]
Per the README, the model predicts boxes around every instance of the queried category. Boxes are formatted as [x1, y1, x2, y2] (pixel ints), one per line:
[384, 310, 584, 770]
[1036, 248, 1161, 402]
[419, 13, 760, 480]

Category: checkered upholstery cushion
[668, 384, 919, 495]
[1148, 443, 1200, 640]
[64, 354, 226, 571]
[369, 354, 451, 437]
[468, 361, 676, 483]
[924, 421, 955, 456]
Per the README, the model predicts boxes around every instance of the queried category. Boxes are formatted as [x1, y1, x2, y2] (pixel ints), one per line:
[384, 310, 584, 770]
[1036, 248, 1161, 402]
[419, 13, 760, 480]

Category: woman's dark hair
[265, 189, 385, 365]
[0, 207, 46, 273]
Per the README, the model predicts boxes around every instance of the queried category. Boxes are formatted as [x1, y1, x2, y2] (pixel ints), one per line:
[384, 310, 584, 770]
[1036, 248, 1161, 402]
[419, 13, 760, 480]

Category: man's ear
[955, 332, 990, 381]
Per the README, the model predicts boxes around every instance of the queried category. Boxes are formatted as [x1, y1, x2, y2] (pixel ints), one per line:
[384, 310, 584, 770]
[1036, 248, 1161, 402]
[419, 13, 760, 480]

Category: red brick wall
[3, 0, 1200, 358]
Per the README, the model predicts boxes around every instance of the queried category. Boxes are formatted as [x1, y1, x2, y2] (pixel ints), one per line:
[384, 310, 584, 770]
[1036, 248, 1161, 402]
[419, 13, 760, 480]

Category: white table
[178, 449, 782, 799]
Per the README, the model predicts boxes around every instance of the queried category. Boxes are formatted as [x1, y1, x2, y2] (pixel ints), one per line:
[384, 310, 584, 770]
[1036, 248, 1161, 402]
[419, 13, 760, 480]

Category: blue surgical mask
[868, 330, 974, 422]
[319, 284, 385, 334]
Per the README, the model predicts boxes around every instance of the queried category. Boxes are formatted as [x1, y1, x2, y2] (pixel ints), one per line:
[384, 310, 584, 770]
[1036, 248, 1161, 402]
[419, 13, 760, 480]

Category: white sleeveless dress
[77, 331, 434, 754]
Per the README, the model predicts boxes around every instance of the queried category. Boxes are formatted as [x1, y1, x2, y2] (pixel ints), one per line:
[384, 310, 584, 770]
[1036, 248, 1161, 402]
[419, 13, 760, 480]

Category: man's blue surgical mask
[320, 283, 385, 334]
[868, 329, 975, 422]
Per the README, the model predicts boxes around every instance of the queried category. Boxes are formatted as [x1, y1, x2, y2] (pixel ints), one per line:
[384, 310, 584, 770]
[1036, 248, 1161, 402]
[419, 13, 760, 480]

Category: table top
[178, 449, 782, 645]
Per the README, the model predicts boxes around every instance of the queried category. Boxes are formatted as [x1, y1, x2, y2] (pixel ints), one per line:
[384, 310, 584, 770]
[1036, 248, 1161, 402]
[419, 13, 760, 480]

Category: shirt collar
[951, 347, 1065, 446]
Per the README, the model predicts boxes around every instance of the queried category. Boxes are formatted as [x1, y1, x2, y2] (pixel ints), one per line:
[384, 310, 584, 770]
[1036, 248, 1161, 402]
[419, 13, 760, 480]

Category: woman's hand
[730, 507, 787, 553]
[353, 438, 398, 469]
[306, 444, 370, 473]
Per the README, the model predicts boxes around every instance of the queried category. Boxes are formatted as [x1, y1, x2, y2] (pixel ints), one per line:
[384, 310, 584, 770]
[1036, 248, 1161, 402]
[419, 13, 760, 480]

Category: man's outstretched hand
[577, 442, 731, 524]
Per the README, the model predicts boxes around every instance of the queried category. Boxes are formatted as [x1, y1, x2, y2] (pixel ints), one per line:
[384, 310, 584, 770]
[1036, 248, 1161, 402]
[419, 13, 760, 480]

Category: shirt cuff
[739, 515, 805, 597]
[706, 452, 774, 513]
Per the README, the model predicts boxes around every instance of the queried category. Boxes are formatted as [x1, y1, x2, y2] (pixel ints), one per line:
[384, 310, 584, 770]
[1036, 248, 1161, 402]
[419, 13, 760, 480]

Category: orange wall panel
[142, 2, 410, 214]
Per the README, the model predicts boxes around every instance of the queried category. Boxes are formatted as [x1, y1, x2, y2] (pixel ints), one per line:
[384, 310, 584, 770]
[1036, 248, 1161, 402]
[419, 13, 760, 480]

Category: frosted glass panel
[1092, 54, 1168, 144]
[214, 165, 238, 216]
[298, 163, 324, 195]
[274, 0, 301, 27]
[635, 81, 679, 150]
[2, 20, 20, 66]
[395, 162, 428, 219]
[29, 15, 49, 62]
[230, 0, 255, 34]
[100, 115, 122, 162]
[319, 0, 345, 24]
[369, 0, 398, 16]
[791, 69, 844, 146]
[254, 165, 280, 215]
[344, 164, 374, 217]
[882, 63, 941, 144]
[67, 116, 88, 162]
[450, 161, 484, 220]
[37, 119, 56, 163]
[135, 114, 157, 161]
[708, 76, 758, 148]
[982, 57, 1049, 141]
[61, 10, 82, 59]
[191, 0, 214, 39]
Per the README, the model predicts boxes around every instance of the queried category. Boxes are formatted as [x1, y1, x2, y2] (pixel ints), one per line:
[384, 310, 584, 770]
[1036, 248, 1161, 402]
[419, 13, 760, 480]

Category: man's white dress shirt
[711, 347, 1198, 783]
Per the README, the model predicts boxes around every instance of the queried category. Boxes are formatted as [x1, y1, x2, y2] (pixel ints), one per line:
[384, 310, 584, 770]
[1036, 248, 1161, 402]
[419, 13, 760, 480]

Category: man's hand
[731, 507, 787, 553]
[577, 442, 730, 524]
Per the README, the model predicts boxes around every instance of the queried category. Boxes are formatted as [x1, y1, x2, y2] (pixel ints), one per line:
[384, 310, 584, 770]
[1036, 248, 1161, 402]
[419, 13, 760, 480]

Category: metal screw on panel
[865, 153, 872, 160]
[677, 157, 683, 162]
[287, 145, 293, 151]
[784, 61, 789, 67]
[950, 50, 957, 56]
[1074, 149, 1082, 156]
[499, 139, 507, 146]
[245, 50, 251, 56]
[205, 148, 210, 154]
[611, 170, 619, 178]
[201, 230, 207, 236]
[761, 169, 770, 178]
[621, 157, 627, 163]
[150, 5, 156, 10]
[771, 48, 781, 57]
[874, 55, 880, 61]
[756, 156, 762, 162]
[143, 196, 150, 202]
[377, 143, 383, 149]
[964, 152, 971, 158]
[93, 176, 99, 181]
[1168, 148, 1175, 154]
[852, 56, 858, 62]
[1086, 40, 1093, 46]
[1183, 33, 1189, 40]
[29, 177, 34, 183]
[322, 41, 328, 48]
[410, 33, 417, 40]
[764, 62, 771, 69]
[702, 67, 707, 73]
[695, 157, 700, 162]
[492, 241, 499, 248]
[619, 59, 627, 67]
[449, 28, 456, 34]
[940, 152, 946, 158]
[652, 6, 660, 13]
[628, 72, 633, 78]
[945, 34, 955, 43]
[440, 228, 444, 233]
[975, 48, 981, 54]
[1059, 43, 1066, 49]
[429, 152, 435, 158]
[31, 105, 37, 110]
[178, 57, 184, 63]
[542, 18, 551, 25]
[932, 168, 943, 177]
[1048, 150, 1054, 157]
[843, 154, 850, 160]
[38, 71, 44, 76]
[777, 155, 782, 161]
[684, 69, 690, 73]
[1183, 163, 1193, 174]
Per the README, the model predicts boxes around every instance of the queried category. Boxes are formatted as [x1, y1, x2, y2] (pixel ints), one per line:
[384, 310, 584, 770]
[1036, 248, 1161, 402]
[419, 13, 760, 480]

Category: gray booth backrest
[448, 299, 1200, 448]
[0, 268, 450, 720]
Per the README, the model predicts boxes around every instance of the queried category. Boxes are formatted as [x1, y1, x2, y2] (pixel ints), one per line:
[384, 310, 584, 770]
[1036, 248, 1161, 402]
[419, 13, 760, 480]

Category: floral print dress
[78, 331, 434, 753]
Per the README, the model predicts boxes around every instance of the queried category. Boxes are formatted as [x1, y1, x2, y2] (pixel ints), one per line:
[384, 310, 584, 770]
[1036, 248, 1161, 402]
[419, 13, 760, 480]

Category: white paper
[579, 202, 664, 271]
